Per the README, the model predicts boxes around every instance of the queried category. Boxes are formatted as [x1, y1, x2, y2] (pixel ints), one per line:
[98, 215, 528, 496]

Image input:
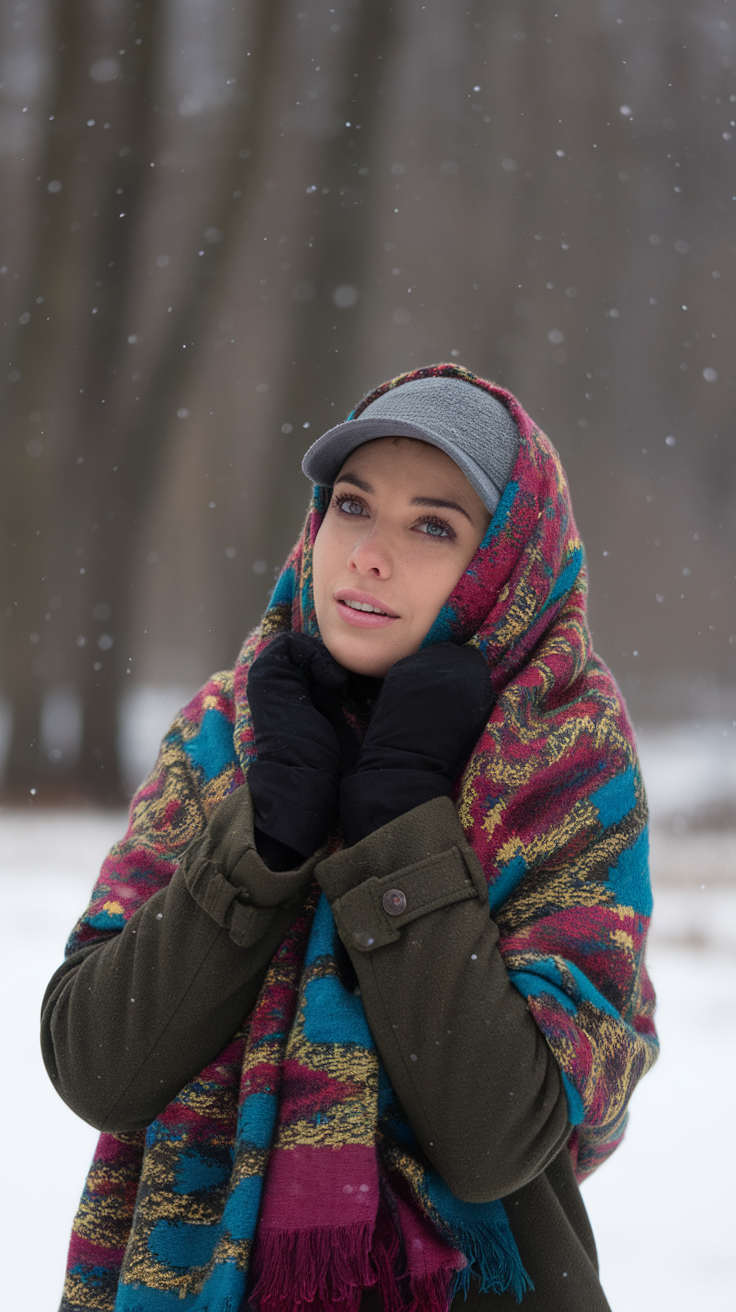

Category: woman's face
[312, 436, 491, 677]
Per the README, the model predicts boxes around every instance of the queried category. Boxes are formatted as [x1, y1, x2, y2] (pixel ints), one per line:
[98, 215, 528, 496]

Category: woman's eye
[335, 496, 366, 516]
[417, 519, 451, 539]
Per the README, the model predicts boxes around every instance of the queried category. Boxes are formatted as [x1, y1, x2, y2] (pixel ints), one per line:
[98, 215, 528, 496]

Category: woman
[43, 364, 658, 1312]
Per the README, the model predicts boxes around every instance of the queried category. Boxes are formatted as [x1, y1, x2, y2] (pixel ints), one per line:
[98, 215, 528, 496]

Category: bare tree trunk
[0, 0, 90, 795]
[253, 0, 398, 579]
[71, 0, 288, 800]
[49, 0, 164, 801]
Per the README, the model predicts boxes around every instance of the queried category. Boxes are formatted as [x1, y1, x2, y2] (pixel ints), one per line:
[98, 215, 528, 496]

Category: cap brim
[301, 416, 502, 514]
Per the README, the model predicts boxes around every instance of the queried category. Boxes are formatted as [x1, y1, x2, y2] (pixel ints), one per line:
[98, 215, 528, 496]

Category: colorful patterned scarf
[60, 365, 658, 1312]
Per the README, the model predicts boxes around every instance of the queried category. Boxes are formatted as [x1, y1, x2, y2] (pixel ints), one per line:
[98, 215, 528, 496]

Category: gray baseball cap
[301, 375, 520, 515]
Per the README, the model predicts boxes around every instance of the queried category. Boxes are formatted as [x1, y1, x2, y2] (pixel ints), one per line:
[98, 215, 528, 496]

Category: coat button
[382, 888, 407, 916]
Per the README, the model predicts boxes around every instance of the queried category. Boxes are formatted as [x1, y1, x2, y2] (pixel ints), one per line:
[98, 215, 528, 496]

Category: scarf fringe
[450, 1221, 534, 1305]
[405, 1269, 456, 1312]
[249, 1219, 402, 1312]
[371, 1204, 405, 1312]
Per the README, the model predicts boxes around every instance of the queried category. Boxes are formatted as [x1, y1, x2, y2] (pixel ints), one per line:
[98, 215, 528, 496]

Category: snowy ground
[1, 715, 734, 1310]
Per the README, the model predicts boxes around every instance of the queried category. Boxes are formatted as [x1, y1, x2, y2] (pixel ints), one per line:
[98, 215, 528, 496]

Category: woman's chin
[321, 631, 401, 679]
[334, 649, 393, 678]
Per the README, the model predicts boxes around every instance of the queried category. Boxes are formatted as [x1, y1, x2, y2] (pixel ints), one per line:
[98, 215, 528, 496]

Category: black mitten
[339, 643, 495, 845]
[247, 633, 348, 858]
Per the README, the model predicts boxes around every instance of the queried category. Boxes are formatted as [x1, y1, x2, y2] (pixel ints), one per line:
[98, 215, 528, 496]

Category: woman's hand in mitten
[340, 643, 495, 845]
[247, 632, 348, 860]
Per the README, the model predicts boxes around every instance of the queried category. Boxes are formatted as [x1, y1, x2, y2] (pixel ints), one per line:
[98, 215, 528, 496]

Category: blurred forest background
[1, 0, 734, 804]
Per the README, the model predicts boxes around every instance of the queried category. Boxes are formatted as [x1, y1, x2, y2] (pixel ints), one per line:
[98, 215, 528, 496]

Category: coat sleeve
[315, 796, 571, 1205]
[41, 787, 321, 1133]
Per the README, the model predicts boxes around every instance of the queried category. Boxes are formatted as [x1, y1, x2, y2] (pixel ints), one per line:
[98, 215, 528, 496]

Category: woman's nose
[347, 527, 392, 578]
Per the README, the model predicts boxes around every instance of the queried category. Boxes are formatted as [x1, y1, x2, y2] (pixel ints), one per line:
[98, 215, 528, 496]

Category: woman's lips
[334, 589, 399, 629]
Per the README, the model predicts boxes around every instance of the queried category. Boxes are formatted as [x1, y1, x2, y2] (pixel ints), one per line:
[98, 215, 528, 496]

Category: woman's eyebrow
[334, 471, 374, 493]
[411, 495, 475, 526]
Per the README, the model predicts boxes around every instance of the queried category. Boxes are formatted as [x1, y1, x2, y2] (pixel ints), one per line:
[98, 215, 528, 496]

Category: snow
[0, 812, 123, 1312]
[1, 717, 734, 1310]
[584, 945, 736, 1311]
